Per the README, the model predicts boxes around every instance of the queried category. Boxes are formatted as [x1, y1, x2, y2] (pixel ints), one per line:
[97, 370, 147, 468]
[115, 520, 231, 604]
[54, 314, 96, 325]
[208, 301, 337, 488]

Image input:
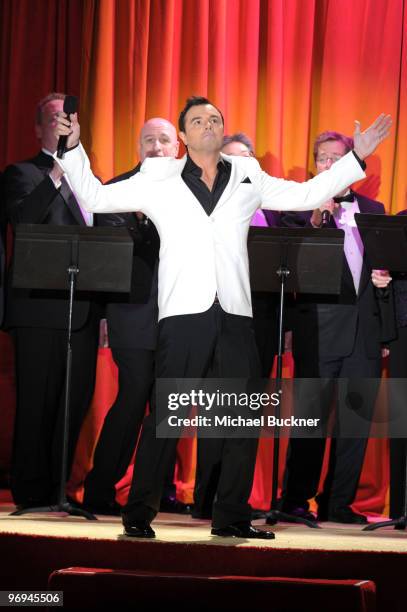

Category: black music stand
[355, 213, 407, 531]
[10, 224, 134, 520]
[248, 226, 344, 528]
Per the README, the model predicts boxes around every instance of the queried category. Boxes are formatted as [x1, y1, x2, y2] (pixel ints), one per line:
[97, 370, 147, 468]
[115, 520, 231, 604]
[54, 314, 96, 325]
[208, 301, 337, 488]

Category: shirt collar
[341, 192, 356, 210]
[42, 147, 56, 158]
[183, 154, 228, 177]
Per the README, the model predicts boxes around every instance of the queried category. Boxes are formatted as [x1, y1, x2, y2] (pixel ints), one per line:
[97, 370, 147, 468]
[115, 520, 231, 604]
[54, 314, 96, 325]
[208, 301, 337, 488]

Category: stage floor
[2, 501, 407, 611]
[1, 502, 407, 552]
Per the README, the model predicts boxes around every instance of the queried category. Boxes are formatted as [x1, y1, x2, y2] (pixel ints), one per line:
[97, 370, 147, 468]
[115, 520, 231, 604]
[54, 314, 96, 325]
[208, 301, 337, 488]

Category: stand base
[363, 516, 407, 531]
[266, 509, 321, 529]
[10, 501, 97, 521]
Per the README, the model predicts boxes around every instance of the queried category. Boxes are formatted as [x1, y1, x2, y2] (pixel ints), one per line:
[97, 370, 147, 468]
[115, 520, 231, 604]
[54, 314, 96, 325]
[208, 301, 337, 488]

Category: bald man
[82, 118, 180, 514]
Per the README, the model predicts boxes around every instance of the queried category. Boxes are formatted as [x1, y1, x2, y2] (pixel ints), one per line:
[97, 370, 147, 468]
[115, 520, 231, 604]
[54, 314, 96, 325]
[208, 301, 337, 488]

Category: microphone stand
[265, 240, 320, 529]
[11, 237, 96, 520]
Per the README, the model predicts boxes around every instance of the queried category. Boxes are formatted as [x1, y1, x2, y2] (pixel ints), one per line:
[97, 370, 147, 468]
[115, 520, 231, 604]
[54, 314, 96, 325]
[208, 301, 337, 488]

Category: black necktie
[333, 192, 354, 204]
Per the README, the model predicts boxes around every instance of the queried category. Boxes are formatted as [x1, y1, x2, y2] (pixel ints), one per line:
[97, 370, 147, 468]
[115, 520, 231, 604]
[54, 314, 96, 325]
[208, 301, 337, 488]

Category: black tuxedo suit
[83, 164, 168, 508]
[4, 152, 92, 329]
[285, 195, 386, 363]
[97, 164, 159, 350]
[3, 151, 101, 505]
[280, 194, 392, 514]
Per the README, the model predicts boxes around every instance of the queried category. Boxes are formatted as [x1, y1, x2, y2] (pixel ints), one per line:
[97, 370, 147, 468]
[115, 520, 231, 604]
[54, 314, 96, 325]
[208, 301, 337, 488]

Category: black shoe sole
[123, 528, 156, 538]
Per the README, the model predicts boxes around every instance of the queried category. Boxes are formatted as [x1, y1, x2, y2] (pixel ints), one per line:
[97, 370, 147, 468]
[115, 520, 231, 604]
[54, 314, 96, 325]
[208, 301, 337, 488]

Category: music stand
[248, 226, 344, 528]
[10, 224, 134, 520]
[355, 213, 407, 531]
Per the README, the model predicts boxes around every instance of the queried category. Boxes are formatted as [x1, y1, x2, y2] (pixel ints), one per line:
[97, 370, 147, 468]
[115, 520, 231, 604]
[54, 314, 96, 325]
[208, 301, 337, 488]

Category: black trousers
[10, 312, 99, 505]
[83, 347, 155, 506]
[389, 325, 407, 518]
[283, 322, 381, 512]
[193, 294, 278, 517]
[123, 304, 261, 528]
[251, 292, 278, 377]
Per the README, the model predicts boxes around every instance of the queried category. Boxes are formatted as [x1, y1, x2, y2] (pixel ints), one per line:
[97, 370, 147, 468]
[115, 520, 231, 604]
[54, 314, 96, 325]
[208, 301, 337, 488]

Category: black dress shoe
[323, 506, 368, 524]
[159, 497, 192, 514]
[211, 521, 275, 539]
[123, 520, 156, 538]
[280, 506, 318, 523]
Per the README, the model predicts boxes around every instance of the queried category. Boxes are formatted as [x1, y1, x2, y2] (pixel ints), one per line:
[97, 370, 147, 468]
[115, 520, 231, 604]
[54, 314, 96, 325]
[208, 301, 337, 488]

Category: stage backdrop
[77, 0, 406, 213]
[1, 0, 405, 512]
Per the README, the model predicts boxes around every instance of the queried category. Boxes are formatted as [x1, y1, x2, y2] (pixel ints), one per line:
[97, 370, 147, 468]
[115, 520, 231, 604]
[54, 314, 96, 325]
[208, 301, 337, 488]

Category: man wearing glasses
[279, 131, 393, 525]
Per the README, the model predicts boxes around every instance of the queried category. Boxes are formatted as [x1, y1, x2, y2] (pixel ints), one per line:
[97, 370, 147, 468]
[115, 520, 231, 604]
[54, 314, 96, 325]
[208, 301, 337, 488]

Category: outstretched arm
[257, 113, 392, 211]
[256, 151, 365, 211]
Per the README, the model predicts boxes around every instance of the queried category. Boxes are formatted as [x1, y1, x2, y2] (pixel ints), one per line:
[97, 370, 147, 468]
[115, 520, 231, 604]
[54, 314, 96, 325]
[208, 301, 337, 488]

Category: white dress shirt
[250, 209, 269, 227]
[334, 196, 364, 293]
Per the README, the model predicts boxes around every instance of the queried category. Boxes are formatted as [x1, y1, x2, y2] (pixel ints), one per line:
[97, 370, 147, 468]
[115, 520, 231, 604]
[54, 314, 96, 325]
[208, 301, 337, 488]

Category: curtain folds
[0, 0, 83, 166]
[78, 0, 406, 211]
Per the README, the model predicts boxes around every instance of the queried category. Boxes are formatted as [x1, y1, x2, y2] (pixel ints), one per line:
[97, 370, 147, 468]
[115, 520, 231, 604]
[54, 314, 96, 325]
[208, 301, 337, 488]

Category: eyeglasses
[315, 155, 344, 165]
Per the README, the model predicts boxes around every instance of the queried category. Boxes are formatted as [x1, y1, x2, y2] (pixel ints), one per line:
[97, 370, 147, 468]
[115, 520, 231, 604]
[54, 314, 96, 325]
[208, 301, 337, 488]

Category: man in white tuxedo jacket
[55, 96, 390, 539]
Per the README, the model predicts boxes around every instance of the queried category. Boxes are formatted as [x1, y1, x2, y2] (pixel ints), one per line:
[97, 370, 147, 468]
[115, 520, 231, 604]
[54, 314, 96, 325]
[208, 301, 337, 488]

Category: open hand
[353, 114, 392, 160]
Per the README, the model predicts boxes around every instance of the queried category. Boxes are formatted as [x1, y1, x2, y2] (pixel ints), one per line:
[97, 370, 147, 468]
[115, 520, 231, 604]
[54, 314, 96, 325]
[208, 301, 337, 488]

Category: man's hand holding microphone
[310, 199, 340, 228]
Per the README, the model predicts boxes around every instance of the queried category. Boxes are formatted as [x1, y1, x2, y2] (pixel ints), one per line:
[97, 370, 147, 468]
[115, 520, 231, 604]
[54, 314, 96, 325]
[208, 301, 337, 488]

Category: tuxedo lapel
[356, 195, 377, 297]
[32, 151, 86, 226]
[210, 155, 247, 215]
[33, 151, 54, 172]
[59, 177, 87, 226]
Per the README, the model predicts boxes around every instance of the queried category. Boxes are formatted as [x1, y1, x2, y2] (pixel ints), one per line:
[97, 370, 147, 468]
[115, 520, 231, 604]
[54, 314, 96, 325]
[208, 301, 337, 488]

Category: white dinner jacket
[57, 147, 365, 320]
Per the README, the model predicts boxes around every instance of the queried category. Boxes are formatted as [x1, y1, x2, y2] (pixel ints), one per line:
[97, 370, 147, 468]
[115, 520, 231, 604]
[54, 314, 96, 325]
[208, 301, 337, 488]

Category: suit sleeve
[4, 164, 61, 227]
[55, 145, 154, 215]
[248, 152, 366, 212]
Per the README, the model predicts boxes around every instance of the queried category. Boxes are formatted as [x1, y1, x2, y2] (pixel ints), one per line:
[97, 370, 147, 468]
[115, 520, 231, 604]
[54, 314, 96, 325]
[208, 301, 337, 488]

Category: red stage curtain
[0, 0, 84, 168]
[78, 0, 406, 213]
[1, 0, 405, 513]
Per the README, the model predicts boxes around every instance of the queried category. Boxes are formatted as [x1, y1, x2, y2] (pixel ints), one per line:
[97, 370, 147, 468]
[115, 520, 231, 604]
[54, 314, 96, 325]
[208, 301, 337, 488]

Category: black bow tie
[333, 192, 354, 203]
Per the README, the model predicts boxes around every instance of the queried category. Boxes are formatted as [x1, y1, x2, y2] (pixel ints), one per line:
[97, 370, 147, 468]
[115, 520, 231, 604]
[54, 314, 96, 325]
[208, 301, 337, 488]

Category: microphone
[321, 209, 331, 227]
[57, 95, 78, 159]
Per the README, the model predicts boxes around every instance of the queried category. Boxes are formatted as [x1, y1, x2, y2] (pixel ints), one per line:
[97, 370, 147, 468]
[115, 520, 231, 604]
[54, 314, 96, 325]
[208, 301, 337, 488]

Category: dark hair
[313, 131, 353, 161]
[35, 92, 66, 125]
[178, 96, 224, 132]
[223, 132, 254, 154]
